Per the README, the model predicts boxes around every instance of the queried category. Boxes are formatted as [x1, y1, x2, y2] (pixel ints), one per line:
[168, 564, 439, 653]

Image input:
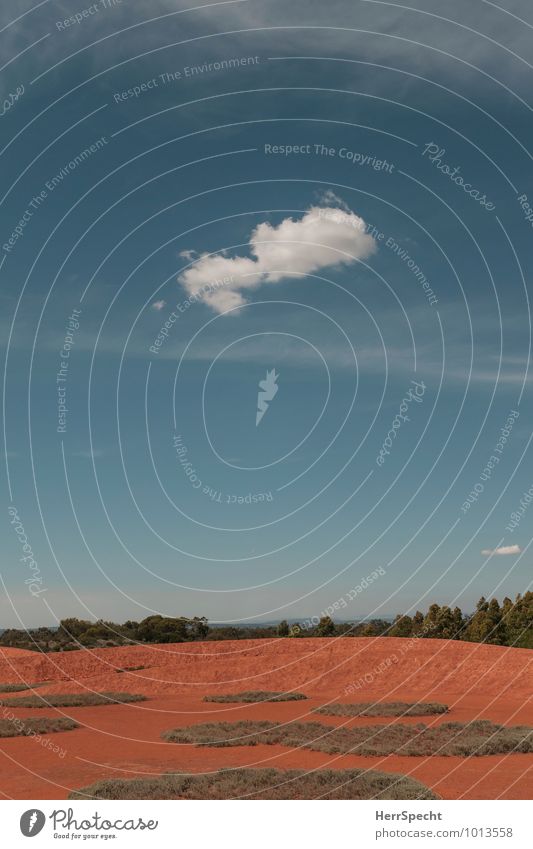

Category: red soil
[0, 637, 531, 800]
[0, 646, 38, 659]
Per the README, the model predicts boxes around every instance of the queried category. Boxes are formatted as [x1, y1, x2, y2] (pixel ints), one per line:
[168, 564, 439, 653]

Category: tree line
[0, 592, 531, 652]
[284, 592, 531, 648]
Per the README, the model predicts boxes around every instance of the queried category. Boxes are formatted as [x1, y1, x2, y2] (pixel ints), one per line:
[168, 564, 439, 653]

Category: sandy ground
[0, 638, 531, 799]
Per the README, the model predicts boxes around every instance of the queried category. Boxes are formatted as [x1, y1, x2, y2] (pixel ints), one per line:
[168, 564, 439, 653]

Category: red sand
[0, 647, 39, 658]
[0, 637, 531, 800]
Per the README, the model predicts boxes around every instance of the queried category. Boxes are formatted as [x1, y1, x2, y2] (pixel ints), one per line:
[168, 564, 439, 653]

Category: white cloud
[481, 545, 522, 556]
[178, 204, 376, 313]
[151, 300, 166, 311]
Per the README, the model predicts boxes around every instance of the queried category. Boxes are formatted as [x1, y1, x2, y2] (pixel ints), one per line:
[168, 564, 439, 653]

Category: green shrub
[69, 766, 438, 800]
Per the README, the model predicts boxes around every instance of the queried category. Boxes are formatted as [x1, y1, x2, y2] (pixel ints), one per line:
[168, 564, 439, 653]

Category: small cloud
[151, 300, 166, 311]
[179, 249, 197, 261]
[178, 203, 376, 314]
[481, 545, 521, 556]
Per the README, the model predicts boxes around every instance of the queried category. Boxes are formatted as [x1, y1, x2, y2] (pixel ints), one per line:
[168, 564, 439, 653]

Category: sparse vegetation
[116, 666, 148, 673]
[0, 682, 43, 693]
[68, 766, 438, 800]
[163, 719, 533, 757]
[203, 690, 307, 703]
[0, 692, 147, 708]
[314, 702, 448, 717]
[0, 717, 79, 737]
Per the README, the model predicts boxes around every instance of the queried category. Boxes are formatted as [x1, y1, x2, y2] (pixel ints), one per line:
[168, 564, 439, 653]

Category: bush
[68, 766, 438, 800]
[314, 702, 449, 717]
[0, 692, 147, 708]
[203, 691, 307, 703]
[0, 717, 79, 737]
[0, 683, 43, 693]
[116, 666, 148, 673]
[162, 719, 533, 757]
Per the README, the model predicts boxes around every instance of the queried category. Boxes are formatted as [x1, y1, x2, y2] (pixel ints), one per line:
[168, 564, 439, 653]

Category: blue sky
[1, 0, 532, 627]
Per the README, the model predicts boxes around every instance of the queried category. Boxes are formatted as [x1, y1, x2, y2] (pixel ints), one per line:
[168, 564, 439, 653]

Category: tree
[462, 597, 504, 644]
[135, 615, 191, 643]
[452, 607, 464, 638]
[188, 616, 209, 640]
[58, 618, 93, 641]
[336, 623, 357, 636]
[389, 615, 413, 638]
[277, 620, 290, 637]
[503, 593, 533, 648]
[315, 616, 336, 637]
[411, 611, 425, 636]
[434, 606, 456, 639]
[486, 598, 507, 644]
[422, 604, 441, 637]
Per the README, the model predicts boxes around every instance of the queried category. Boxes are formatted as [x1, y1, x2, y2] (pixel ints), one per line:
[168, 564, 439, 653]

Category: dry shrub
[162, 719, 533, 757]
[314, 702, 448, 717]
[0, 692, 146, 708]
[0, 683, 43, 693]
[69, 766, 438, 800]
[0, 717, 79, 737]
[203, 690, 307, 703]
[116, 666, 148, 673]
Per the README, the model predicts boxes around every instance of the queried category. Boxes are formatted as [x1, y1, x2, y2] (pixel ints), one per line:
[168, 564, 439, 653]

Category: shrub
[314, 702, 449, 717]
[162, 719, 533, 757]
[0, 692, 147, 708]
[0, 683, 43, 693]
[68, 766, 438, 800]
[116, 666, 148, 673]
[203, 690, 307, 703]
[0, 717, 79, 737]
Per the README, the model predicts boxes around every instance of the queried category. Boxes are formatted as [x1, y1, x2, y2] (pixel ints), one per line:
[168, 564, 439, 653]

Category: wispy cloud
[481, 545, 522, 556]
[2, 0, 531, 92]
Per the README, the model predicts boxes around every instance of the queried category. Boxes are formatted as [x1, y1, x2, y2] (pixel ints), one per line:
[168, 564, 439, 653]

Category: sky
[1, 0, 533, 627]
